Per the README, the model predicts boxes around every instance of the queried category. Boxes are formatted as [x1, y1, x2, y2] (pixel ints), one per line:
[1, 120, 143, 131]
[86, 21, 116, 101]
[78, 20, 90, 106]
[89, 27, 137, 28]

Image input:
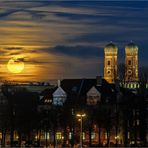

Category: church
[104, 42, 140, 89]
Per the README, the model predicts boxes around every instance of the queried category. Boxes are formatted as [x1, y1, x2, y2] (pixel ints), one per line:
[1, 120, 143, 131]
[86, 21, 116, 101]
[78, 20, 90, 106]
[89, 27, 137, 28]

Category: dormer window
[53, 87, 66, 106]
[87, 86, 101, 105]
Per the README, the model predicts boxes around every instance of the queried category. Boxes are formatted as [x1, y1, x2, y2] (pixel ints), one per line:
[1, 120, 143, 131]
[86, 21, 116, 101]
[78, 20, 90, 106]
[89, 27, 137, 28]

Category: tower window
[128, 70, 132, 75]
[107, 61, 110, 65]
[107, 70, 111, 74]
[128, 60, 131, 65]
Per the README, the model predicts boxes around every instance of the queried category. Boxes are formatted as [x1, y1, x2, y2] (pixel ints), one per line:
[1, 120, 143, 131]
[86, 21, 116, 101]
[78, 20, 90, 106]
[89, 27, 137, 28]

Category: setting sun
[7, 58, 24, 74]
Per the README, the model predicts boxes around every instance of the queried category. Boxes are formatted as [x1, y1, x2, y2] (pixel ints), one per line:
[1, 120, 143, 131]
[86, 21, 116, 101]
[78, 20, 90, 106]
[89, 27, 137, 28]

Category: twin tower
[104, 42, 138, 84]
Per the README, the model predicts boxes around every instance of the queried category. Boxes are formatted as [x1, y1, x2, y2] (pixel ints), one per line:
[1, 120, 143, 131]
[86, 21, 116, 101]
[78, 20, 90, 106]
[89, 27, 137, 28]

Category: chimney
[57, 80, 61, 87]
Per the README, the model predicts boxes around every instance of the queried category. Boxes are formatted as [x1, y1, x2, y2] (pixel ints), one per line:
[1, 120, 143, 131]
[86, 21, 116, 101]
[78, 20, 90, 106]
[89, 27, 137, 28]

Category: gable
[87, 86, 101, 97]
[53, 87, 66, 97]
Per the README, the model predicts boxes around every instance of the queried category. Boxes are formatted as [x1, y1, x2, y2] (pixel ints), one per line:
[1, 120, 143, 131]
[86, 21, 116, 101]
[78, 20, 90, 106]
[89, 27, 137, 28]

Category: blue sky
[0, 0, 148, 82]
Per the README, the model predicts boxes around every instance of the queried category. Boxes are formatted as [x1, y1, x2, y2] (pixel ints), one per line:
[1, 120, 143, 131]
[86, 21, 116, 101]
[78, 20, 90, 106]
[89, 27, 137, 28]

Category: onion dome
[104, 42, 118, 53]
[125, 42, 138, 54]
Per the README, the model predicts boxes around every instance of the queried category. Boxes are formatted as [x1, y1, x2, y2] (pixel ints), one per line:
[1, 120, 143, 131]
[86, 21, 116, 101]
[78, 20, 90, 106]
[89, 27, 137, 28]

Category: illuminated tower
[104, 42, 118, 83]
[125, 42, 138, 81]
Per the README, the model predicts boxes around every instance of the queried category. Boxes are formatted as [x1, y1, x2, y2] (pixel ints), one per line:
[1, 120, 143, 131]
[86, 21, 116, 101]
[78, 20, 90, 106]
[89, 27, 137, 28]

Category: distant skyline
[0, 1, 148, 82]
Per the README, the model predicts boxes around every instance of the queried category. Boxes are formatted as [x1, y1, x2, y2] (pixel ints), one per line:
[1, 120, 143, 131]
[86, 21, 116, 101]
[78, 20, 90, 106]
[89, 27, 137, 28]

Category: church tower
[125, 42, 138, 81]
[104, 42, 118, 83]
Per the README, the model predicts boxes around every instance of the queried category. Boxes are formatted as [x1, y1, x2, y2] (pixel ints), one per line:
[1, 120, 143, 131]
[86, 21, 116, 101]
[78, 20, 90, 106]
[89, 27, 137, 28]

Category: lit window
[69, 132, 72, 140]
[83, 132, 85, 140]
[14, 131, 19, 140]
[131, 84, 133, 88]
[128, 132, 130, 139]
[104, 132, 107, 139]
[91, 132, 95, 140]
[137, 120, 140, 126]
[56, 132, 62, 140]
[44, 132, 50, 140]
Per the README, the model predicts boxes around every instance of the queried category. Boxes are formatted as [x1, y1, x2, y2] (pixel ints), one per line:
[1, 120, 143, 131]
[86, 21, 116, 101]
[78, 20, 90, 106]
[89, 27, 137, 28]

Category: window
[108, 61, 110, 65]
[137, 119, 140, 126]
[128, 70, 132, 75]
[83, 132, 85, 140]
[44, 132, 50, 140]
[56, 132, 62, 140]
[69, 132, 72, 139]
[53, 96, 66, 106]
[91, 132, 95, 140]
[107, 70, 111, 74]
[128, 60, 131, 65]
[87, 96, 100, 105]
[128, 132, 130, 139]
[104, 132, 107, 139]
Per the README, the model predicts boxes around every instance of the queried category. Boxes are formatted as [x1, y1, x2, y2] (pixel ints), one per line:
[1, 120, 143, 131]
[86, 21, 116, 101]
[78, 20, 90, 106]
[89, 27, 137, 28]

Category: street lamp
[76, 113, 86, 148]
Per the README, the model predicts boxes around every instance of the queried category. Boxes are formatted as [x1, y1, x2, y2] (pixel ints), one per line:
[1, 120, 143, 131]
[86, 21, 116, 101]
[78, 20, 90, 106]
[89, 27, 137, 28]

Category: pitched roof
[53, 86, 66, 97]
[87, 86, 101, 96]
[61, 78, 97, 97]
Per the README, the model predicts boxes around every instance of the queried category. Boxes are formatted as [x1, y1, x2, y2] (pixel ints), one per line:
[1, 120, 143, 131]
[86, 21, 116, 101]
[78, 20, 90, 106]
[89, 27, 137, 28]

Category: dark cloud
[44, 45, 103, 59]
[28, 59, 64, 65]
[14, 57, 25, 62]
[0, 10, 19, 18]
[4, 47, 24, 50]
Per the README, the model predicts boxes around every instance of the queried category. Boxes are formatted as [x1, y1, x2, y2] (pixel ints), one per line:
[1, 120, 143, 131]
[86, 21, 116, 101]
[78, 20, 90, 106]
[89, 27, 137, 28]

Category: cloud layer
[0, 1, 148, 82]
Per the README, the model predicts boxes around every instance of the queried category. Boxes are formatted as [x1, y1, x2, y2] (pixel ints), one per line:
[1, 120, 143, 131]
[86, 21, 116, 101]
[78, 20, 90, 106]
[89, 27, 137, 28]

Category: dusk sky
[0, 0, 148, 82]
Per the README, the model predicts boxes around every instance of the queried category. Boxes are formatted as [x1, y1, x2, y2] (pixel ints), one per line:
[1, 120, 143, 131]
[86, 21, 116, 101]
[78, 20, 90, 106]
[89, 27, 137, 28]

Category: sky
[0, 0, 148, 82]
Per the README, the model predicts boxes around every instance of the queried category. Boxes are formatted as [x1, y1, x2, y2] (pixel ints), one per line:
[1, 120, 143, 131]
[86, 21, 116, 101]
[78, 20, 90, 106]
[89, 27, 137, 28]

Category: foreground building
[0, 77, 147, 147]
